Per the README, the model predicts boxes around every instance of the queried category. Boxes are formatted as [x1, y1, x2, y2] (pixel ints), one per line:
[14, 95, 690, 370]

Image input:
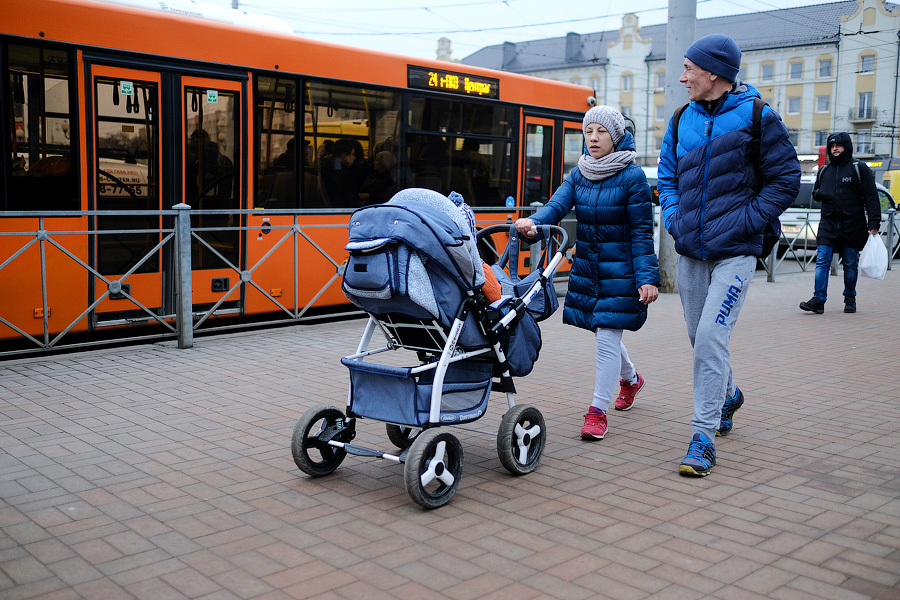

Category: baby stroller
[290, 189, 569, 508]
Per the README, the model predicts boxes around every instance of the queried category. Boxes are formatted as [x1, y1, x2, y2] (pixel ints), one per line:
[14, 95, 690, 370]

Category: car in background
[641, 166, 661, 252]
[778, 175, 899, 257]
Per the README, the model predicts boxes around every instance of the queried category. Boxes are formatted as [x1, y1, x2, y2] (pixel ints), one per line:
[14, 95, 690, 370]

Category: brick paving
[1, 268, 899, 599]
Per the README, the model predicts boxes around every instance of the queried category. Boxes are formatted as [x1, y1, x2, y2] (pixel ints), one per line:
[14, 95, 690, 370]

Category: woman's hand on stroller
[638, 284, 659, 305]
[515, 218, 537, 238]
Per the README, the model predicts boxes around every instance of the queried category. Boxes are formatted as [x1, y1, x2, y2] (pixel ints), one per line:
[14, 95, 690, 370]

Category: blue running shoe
[679, 433, 716, 477]
[717, 388, 744, 437]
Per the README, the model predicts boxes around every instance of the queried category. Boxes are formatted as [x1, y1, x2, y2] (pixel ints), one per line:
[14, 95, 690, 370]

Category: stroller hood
[347, 195, 479, 289]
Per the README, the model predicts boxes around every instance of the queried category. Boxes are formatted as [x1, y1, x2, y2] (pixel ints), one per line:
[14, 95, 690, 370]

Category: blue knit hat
[684, 34, 741, 83]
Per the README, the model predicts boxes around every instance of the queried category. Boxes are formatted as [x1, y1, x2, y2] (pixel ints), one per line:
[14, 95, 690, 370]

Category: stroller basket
[342, 357, 493, 427]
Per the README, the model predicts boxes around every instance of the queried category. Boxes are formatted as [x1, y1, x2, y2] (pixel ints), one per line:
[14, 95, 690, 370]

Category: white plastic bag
[859, 233, 887, 280]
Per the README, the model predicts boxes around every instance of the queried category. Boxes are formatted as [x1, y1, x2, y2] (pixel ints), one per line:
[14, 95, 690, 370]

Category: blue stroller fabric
[343, 189, 491, 348]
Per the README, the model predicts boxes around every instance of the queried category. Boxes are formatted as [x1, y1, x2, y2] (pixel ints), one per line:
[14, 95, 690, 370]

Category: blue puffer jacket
[531, 131, 660, 332]
[657, 83, 801, 260]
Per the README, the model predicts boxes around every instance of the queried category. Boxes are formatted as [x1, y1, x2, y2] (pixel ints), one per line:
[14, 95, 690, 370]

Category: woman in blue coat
[516, 106, 660, 440]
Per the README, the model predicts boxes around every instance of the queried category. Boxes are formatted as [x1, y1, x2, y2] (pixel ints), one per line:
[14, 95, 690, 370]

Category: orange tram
[0, 0, 593, 354]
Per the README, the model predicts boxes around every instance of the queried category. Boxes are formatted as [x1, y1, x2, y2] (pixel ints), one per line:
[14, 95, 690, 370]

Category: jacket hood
[827, 132, 854, 161]
[613, 129, 636, 152]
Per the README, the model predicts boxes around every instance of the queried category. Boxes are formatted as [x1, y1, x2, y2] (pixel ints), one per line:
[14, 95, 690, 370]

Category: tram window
[303, 81, 400, 208]
[524, 123, 553, 206]
[407, 97, 515, 207]
[4, 44, 78, 211]
[559, 127, 584, 241]
[184, 87, 239, 269]
[563, 128, 583, 175]
[95, 77, 159, 275]
[256, 76, 299, 209]
[409, 97, 514, 138]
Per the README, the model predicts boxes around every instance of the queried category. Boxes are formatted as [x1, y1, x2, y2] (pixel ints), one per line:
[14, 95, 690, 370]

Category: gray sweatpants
[677, 254, 756, 441]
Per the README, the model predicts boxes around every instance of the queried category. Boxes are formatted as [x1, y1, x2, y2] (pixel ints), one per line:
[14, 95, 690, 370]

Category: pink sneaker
[614, 373, 645, 411]
[581, 406, 608, 440]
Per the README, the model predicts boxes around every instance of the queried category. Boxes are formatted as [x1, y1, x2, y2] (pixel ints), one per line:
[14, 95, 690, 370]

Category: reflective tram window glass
[255, 76, 298, 209]
[4, 44, 78, 211]
[559, 127, 584, 242]
[407, 97, 516, 207]
[94, 77, 159, 274]
[303, 82, 400, 208]
[523, 123, 553, 207]
[563, 128, 582, 176]
[184, 87, 239, 269]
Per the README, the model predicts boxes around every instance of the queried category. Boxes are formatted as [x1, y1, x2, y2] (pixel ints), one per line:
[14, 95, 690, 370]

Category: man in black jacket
[800, 132, 881, 314]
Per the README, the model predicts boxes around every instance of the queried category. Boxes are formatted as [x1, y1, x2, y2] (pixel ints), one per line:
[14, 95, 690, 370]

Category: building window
[654, 103, 666, 121]
[620, 106, 631, 118]
[818, 58, 832, 77]
[761, 63, 774, 82]
[856, 129, 872, 154]
[816, 95, 830, 113]
[622, 74, 633, 91]
[655, 71, 665, 89]
[570, 76, 582, 85]
[788, 130, 799, 146]
[787, 97, 801, 114]
[590, 77, 600, 93]
[814, 130, 829, 146]
[860, 54, 875, 74]
[858, 91, 873, 119]
[654, 136, 664, 150]
[789, 61, 803, 80]
[738, 65, 747, 82]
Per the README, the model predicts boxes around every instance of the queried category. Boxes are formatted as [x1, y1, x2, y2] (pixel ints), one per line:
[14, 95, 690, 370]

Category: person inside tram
[186, 127, 234, 206]
[320, 138, 362, 206]
[359, 151, 396, 205]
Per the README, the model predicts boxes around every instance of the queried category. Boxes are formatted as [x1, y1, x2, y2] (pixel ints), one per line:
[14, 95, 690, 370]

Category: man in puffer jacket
[799, 132, 880, 315]
[657, 34, 800, 477]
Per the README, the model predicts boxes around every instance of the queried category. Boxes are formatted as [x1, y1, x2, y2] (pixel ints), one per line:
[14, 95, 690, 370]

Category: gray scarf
[577, 150, 637, 182]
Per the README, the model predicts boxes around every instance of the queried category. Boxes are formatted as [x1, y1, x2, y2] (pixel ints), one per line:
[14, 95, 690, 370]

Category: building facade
[461, 0, 900, 174]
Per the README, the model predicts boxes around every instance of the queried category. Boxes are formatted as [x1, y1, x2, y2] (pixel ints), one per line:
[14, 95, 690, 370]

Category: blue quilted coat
[657, 83, 801, 260]
[531, 131, 660, 332]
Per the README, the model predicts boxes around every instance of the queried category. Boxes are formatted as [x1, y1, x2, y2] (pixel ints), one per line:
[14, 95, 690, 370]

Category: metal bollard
[174, 203, 194, 349]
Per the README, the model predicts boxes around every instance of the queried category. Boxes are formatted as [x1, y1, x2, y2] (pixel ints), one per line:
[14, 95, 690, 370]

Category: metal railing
[2, 206, 895, 356]
[759, 208, 897, 281]
[0, 207, 364, 357]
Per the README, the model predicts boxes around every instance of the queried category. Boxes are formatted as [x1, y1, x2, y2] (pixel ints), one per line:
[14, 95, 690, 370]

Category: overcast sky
[203, 0, 834, 61]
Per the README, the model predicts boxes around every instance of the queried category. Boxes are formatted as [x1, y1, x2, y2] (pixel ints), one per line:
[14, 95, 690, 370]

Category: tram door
[559, 120, 584, 250]
[90, 68, 244, 326]
[90, 66, 163, 325]
[522, 117, 554, 208]
[181, 77, 242, 311]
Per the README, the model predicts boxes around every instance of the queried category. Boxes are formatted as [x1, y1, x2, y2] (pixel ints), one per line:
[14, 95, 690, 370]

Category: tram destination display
[407, 65, 499, 99]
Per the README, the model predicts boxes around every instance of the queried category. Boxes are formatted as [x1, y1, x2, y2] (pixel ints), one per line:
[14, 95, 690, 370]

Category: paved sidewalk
[1, 268, 899, 600]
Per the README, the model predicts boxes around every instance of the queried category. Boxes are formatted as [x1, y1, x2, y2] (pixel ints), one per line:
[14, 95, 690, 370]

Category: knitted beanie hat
[684, 34, 741, 82]
[582, 105, 625, 146]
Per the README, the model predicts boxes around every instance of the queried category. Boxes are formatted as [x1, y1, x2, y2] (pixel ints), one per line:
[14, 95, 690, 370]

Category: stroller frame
[291, 224, 569, 508]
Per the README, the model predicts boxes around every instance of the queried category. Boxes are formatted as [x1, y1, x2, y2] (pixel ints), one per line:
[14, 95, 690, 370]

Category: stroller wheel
[385, 424, 421, 449]
[291, 405, 349, 477]
[497, 405, 546, 475]
[403, 429, 463, 509]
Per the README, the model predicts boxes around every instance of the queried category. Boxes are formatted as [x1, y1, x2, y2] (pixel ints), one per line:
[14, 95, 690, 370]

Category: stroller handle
[476, 223, 570, 254]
